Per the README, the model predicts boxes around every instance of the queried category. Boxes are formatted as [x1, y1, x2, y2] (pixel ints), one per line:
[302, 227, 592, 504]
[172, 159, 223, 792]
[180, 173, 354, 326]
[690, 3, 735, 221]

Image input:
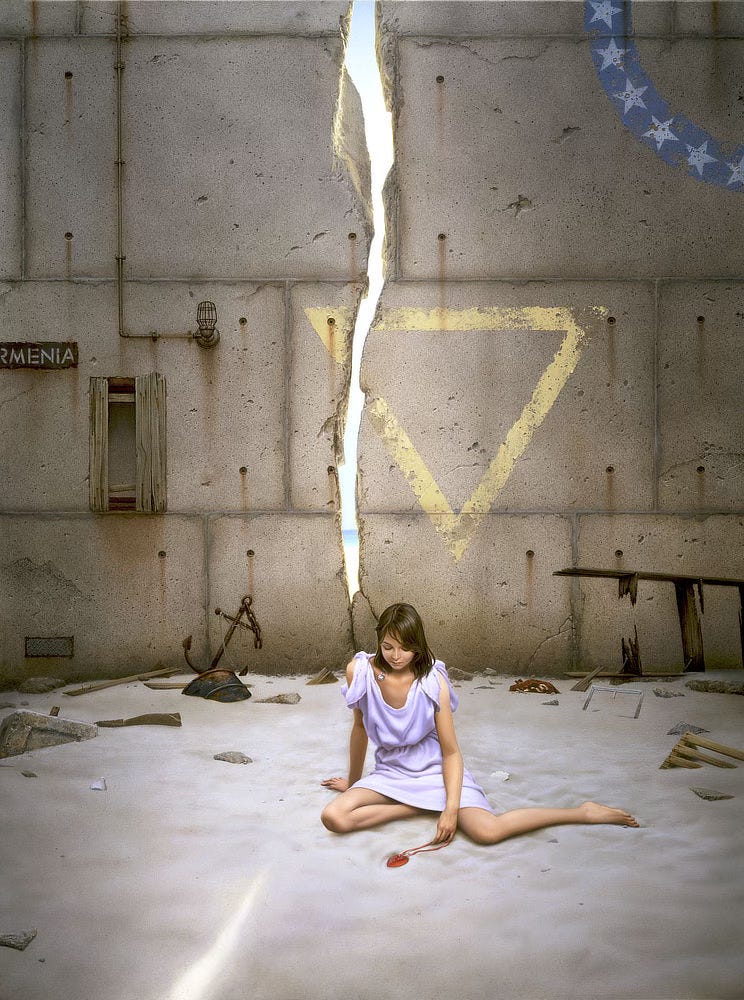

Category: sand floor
[1, 668, 743, 1000]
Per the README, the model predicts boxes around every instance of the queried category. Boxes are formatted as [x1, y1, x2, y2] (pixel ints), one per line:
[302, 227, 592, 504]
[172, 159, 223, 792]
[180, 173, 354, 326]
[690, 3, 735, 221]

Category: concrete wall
[356, 1, 744, 674]
[0, 0, 370, 685]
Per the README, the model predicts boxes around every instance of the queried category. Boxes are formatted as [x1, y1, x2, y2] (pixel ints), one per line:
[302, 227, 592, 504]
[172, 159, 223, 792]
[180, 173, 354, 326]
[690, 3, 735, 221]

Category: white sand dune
[1, 670, 743, 1000]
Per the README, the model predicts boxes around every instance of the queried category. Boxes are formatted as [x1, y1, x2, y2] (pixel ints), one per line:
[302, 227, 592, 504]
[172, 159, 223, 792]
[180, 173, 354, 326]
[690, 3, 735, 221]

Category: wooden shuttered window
[89, 373, 167, 513]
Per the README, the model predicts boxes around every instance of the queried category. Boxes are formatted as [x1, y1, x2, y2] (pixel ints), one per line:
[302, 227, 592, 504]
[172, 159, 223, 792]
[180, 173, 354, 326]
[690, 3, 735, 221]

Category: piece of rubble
[685, 679, 744, 696]
[653, 688, 685, 698]
[667, 722, 709, 736]
[447, 667, 474, 681]
[0, 929, 37, 951]
[21, 771, 37, 778]
[490, 770, 510, 782]
[306, 668, 337, 685]
[542, 699, 560, 706]
[17, 677, 66, 694]
[510, 679, 560, 694]
[253, 693, 301, 705]
[0, 711, 97, 759]
[690, 787, 734, 801]
[213, 751, 253, 764]
[90, 778, 107, 791]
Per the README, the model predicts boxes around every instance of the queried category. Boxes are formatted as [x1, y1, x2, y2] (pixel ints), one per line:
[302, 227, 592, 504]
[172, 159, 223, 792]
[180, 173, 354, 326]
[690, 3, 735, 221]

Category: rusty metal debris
[182, 595, 262, 676]
[182, 668, 251, 703]
[509, 679, 560, 694]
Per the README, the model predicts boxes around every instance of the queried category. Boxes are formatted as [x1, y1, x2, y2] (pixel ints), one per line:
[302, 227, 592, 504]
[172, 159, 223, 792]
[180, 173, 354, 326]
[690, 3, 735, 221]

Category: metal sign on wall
[0, 342, 78, 369]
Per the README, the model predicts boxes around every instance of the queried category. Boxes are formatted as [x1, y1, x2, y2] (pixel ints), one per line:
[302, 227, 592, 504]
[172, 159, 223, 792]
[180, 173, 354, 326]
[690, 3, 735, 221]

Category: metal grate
[25, 636, 74, 658]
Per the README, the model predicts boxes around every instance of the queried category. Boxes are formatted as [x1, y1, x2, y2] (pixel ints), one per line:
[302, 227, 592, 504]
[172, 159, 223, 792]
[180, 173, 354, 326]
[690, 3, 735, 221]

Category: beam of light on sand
[165, 873, 266, 1000]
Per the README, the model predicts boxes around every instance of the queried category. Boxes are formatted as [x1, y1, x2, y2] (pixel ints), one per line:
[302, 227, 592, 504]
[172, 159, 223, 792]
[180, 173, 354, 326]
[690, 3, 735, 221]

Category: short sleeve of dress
[420, 660, 459, 713]
[340, 652, 370, 709]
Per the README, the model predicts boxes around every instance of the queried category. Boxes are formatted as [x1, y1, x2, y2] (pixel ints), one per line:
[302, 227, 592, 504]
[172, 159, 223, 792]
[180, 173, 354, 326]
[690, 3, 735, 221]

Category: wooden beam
[674, 581, 705, 673]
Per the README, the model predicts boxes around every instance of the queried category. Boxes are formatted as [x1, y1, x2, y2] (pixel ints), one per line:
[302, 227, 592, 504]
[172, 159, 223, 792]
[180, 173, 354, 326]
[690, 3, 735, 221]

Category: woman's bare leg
[321, 787, 426, 834]
[457, 802, 638, 845]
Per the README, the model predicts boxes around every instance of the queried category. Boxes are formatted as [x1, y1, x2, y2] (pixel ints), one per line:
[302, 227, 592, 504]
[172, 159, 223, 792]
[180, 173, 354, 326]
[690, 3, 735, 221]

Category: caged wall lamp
[195, 301, 220, 348]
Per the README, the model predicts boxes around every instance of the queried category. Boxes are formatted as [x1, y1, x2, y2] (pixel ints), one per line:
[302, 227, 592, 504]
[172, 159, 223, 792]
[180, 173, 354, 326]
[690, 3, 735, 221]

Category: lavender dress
[342, 652, 494, 812]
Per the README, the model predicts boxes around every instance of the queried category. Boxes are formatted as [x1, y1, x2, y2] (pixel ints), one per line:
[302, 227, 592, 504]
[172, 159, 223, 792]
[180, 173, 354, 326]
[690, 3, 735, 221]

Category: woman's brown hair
[373, 603, 435, 680]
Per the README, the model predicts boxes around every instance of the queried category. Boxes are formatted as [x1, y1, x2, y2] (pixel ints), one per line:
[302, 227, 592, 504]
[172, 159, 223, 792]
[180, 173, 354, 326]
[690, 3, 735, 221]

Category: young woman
[321, 603, 637, 845]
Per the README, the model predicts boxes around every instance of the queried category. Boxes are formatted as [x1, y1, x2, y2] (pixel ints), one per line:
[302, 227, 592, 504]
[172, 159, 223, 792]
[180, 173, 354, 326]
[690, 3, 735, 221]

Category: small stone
[254, 693, 301, 705]
[447, 667, 474, 681]
[667, 722, 710, 736]
[686, 679, 744, 696]
[542, 699, 559, 706]
[21, 771, 37, 778]
[490, 770, 510, 782]
[690, 787, 734, 801]
[0, 929, 37, 951]
[17, 677, 65, 695]
[482, 668, 498, 677]
[213, 751, 253, 765]
[653, 688, 685, 698]
[89, 777, 107, 791]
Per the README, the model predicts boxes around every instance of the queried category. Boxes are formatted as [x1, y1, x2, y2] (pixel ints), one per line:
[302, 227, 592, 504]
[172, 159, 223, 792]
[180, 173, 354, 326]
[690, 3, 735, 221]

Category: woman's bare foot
[581, 801, 639, 827]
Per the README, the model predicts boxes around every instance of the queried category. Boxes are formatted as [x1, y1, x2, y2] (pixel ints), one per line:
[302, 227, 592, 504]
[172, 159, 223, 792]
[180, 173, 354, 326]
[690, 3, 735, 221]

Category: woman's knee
[321, 802, 353, 834]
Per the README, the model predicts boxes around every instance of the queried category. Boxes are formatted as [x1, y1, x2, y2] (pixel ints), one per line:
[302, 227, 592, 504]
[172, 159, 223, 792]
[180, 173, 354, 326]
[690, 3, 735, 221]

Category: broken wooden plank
[554, 568, 744, 587]
[570, 664, 606, 693]
[674, 581, 705, 672]
[63, 664, 180, 697]
[661, 752, 701, 769]
[682, 733, 744, 762]
[672, 744, 736, 769]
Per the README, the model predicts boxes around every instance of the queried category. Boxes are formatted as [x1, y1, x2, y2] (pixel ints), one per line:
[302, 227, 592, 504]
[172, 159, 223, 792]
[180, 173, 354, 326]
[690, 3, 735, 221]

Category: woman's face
[380, 632, 415, 672]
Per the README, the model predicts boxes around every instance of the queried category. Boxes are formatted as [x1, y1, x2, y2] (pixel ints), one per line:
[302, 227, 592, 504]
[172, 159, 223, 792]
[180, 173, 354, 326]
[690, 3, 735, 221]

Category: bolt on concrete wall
[0, 1, 371, 685]
[356, 1, 744, 674]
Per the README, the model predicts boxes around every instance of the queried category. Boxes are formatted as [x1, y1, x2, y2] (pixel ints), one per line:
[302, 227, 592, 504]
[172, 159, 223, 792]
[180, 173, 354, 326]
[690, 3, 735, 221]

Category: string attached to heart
[385, 839, 450, 868]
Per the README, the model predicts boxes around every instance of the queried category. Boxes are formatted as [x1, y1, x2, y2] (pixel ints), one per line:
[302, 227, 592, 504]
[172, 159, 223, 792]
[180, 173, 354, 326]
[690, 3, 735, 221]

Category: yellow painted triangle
[366, 306, 605, 561]
[304, 307, 355, 364]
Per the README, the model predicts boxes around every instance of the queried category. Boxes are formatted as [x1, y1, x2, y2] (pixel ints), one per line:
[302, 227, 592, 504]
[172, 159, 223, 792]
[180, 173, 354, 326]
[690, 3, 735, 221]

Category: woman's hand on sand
[321, 777, 349, 792]
[433, 808, 458, 844]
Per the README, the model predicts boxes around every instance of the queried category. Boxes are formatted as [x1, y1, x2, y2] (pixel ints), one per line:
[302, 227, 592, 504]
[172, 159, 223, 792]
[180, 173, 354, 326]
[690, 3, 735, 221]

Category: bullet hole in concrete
[606, 315, 616, 324]
[606, 465, 615, 474]
[64, 71, 73, 79]
[438, 232, 446, 241]
[158, 551, 166, 558]
[348, 232, 357, 240]
[526, 550, 535, 559]
[247, 549, 254, 557]
[327, 316, 336, 326]
[64, 232, 73, 240]
[327, 466, 336, 475]
[436, 75, 445, 83]
[615, 549, 623, 557]
[696, 315, 705, 323]
[697, 465, 705, 473]
[239, 467, 247, 475]
[238, 317, 247, 326]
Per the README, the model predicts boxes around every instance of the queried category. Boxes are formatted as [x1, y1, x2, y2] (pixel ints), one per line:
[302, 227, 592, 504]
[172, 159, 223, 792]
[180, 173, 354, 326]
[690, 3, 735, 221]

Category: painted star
[643, 116, 679, 150]
[613, 78, 648, 115]
[589, 1, 622, 29]
[596, 38, 626, 71]
[726, 154, 744, 186]
[686, 140, 717, 177]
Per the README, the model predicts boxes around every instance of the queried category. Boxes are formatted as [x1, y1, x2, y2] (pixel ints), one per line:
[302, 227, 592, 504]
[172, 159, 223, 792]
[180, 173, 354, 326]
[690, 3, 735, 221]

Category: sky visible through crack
[340, 0, 394, 596]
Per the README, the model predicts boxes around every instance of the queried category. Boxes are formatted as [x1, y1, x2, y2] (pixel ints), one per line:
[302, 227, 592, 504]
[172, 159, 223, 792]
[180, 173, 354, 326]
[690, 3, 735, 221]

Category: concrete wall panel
[289, 282, 365, 511]
[0, 1, 77, 36]
[389, 35, 744, 280]
[0, 43, 22, 279]
[576, 515, 744, 672]
[358, 281, 655, 515]
[123, 36, 369, 280]
[81, 1, 351, 37]
[0, 515, 206, 685]
[208, 514, 353, 675]
[25, 38, 117, 279]
[0, 281, 287, 512]
[657, 281, 744, 511]
[358, 513, 574, 675]
[379, 2, 673, 39]
[673, 2, 744, 36]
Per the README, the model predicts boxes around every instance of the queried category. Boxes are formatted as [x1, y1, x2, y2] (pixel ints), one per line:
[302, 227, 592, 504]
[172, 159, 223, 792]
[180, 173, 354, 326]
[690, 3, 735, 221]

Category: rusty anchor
[182, 596, 262, 702]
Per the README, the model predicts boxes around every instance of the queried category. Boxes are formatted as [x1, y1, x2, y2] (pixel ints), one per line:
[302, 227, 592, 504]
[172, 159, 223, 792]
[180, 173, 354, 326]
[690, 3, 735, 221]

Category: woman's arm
[321, 659, 368, 792]
[433, 671, 464, 843]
